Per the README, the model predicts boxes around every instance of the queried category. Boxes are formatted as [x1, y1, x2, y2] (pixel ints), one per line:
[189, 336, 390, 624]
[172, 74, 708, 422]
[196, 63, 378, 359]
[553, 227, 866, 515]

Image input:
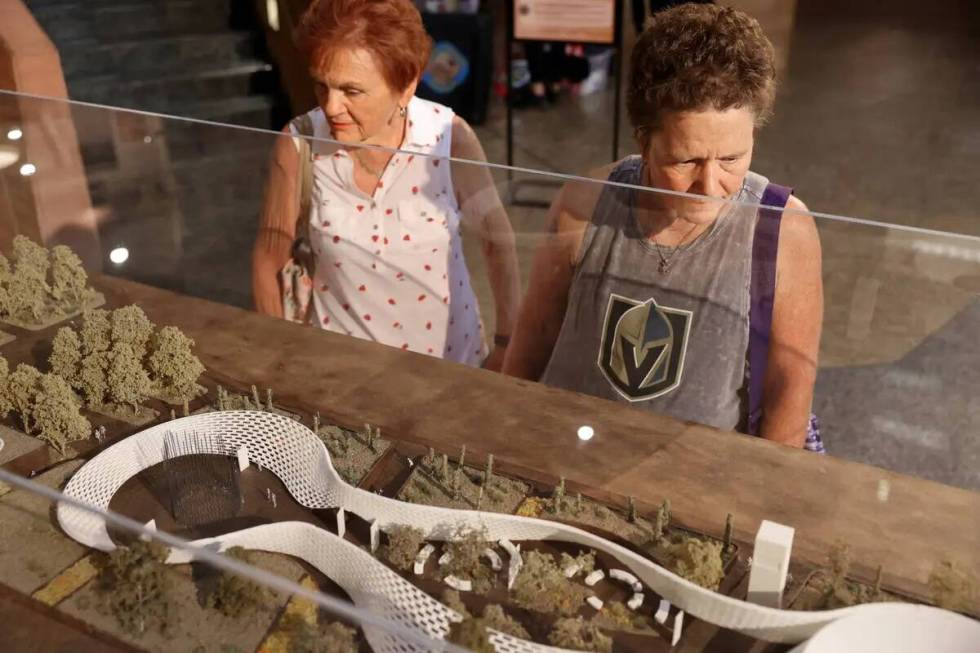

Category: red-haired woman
[253, 0, 520, 370]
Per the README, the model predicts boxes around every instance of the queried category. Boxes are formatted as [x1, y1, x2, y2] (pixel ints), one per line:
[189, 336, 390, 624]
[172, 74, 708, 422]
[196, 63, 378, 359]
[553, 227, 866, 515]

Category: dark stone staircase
[27, 0, 292, 309]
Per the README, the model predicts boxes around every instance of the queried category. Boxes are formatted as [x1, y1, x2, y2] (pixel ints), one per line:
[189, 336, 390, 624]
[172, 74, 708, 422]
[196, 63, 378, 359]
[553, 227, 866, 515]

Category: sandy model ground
[398, 462, 530, 514]
[317, 424, 391, 486]
[89, 402, 160, 426]
[0, 424, 44, 464]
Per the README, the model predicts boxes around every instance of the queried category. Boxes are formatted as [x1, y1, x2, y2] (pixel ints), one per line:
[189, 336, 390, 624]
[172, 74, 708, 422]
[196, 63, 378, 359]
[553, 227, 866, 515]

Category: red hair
[296, 0, 432, 93]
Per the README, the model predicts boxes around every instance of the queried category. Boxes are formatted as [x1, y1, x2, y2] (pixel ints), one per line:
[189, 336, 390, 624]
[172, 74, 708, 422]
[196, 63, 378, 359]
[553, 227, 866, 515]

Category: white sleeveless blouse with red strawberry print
[291, 97, 487, 366]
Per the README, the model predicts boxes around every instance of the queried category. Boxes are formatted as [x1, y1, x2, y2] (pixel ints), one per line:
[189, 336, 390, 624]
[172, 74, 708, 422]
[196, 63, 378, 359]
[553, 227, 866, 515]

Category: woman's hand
[482, 345, 507, 372]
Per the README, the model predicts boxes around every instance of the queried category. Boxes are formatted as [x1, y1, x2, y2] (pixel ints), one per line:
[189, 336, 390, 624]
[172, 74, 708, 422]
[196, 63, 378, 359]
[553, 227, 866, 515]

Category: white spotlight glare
[19, 163, 36, 176]
[577, 425, 595, 441]
[7, 128, 23, 141]
[109, 247, 129, 265]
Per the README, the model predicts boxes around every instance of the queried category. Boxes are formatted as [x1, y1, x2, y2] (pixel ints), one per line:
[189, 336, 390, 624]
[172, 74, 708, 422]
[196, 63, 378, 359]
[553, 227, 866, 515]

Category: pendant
[659, 259, 670, 274]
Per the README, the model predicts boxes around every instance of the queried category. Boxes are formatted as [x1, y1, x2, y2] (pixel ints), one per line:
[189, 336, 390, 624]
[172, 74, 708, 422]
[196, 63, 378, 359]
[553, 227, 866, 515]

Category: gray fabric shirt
[540, 156, 769, 431]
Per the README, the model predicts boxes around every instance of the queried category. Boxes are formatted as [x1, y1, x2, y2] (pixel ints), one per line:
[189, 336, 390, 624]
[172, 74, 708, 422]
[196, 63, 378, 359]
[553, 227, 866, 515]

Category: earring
[398, 105, 407, 118]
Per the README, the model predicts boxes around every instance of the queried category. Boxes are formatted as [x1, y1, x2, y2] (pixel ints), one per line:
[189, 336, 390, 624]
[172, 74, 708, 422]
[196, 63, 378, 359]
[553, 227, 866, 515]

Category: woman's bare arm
[451, 116, 521, 369]
[252, 127, 301, 318]
[761, 195, 823, 447]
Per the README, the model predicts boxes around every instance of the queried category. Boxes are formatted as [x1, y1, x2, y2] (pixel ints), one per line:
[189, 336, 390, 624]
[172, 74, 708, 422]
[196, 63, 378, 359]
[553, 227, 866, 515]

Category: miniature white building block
[438, 552, 453, 567]
[747, 520, 795, 608]
[499, 539, 522, 590]
[609, 568, 639, 588]
[237, 445, 249, 471]
[562, 562, 582, 578]
[655, 598, 670, 624]
[481, 548, 503, 571]
[336, 508, 346, 538]
[370, 519, 380, 552]
[586, 596, 604, 611]
[140, 519, 157, 542]
[584, 569, 605, 586]
[627, 593, 644, 610]
[444, 575, 472, 592]
[414, 544, 435, 575]
[671, 610, 685, 646]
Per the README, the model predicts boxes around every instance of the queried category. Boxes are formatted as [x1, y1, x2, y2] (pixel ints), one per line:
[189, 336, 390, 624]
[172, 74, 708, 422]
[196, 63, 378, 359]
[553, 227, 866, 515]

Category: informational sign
[513, 0, 616, 44]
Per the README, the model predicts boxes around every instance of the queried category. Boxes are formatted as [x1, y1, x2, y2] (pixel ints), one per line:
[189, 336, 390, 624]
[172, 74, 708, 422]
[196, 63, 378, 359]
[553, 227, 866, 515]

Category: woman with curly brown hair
[504, 4, 824, 450]
[253, 0, 520, 370]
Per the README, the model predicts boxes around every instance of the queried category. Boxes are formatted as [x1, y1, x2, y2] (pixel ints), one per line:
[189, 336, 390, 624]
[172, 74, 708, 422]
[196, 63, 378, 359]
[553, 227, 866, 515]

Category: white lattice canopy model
[57, 411, 964, 650]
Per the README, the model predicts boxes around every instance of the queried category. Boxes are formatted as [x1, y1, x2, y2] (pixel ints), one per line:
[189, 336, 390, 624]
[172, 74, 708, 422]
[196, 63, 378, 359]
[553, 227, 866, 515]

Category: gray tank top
[541, 156, 769, 431]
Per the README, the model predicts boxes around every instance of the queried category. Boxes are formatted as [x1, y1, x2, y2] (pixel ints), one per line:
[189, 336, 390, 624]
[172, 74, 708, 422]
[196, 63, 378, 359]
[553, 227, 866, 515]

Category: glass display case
[0, 89, 977, 652]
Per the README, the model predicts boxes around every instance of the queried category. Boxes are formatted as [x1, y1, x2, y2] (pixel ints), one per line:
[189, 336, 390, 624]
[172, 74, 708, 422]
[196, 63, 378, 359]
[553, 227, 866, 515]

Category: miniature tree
[870, 564, 884, 602]
[476, 485, 484, 510]
[313, 410, 320, 433]
[78, 351, 110, 407]
[485, 454, 494, 486]
[424, 446, 434, 467]
[49, 244, 90, 308]
[548, 617, 612, 653]
[593, 600, 651, 631]
[512, 550, 591, 615]
[928, 560, 976, 612]
[440, 453, 450, 481]
[204, 546, 271, 617]
[458, 444, 467, 469]
[552, 476, 566, 513]
[559, 550, 596, 576]
[107, 343, 152, 414]
[662, 498, 671, 527]
[12, 235, 50, 286]
[382, 526, 426, 572]
[147, 326, 204, 402]
[0, 253, 10, 283]
[33, 373, 90, 456]
[575, 492, 583, 514]
[4, 271, 45, 322]
[95, 539, 172, 636]
[49, 326, 83, 386]
[278, 613, 358, 653]
[723, 513, 734, 554]
[6, 363, 42, 433]
[827, 540, 851, 594]
[251, 384, 261, 408]
[80, 308, 112, 355]
[111, 305, 155, 358]
[442, 589, 470, 616]
[627, 496, 637, 523]
[444, 528, 496, 594]
[664, 537, 725, 590]
[481, 604, 529, 639]
[447, 616, 495, 653]
[0, 356, 12, 419]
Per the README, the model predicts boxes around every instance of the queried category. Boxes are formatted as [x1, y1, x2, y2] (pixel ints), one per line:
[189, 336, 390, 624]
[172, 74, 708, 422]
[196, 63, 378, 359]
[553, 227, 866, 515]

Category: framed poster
[513, 0, 616, 44]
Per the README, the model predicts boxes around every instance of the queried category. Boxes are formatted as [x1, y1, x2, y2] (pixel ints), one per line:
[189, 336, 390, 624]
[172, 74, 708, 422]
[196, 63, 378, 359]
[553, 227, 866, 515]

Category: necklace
[651, 222, 699, 274]
[353, 150, 385, 179]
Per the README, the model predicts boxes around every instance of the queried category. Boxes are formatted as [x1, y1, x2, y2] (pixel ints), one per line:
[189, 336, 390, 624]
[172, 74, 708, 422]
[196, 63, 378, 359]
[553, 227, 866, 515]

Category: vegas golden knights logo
[597, 294, 691, 401]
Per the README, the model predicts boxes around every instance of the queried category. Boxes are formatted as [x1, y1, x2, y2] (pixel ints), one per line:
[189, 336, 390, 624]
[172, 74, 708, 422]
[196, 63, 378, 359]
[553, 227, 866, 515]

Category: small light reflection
[109, 247, 129, 265]
[577, 425, 595, 441]
[143, 135, 153, 144]
[7, 128, 23, 141]
[19, 163, 36, 176]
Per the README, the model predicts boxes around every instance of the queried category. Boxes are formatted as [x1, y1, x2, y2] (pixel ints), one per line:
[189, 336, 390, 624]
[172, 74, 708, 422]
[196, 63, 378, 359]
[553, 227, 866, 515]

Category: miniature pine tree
[49, 245, 90, 308]
[484, 453, 495, 487]
[78, 351, 109, 407]
[80, 308, 112, 355]
[425, 446, 435, 467]
[458, 444, 467, 470]
[313, 411, 321, 433]
[170, 409, 176, 421]
[33, 373, 90, 457]
[476, 485, 484, 510]
[107, 343, 151, 414]
[251, 385, 261, 409]
[441, 453, 449, 481]
[182, 399, 189, 416]
[653, 507, 666, 543]
[827, 540, 851, 594]
[147, 326, 204, 402]
[110, 305, 154, 359]
[723, 513, 734, 554]
[553, 476, 566, 512]
[7, 363, 42, 433]
[216, 385, 225, 411]
[265, 388, 273, 411]
[49, 326, 83, 386]
[575, 492, 583, 514]
[627, 496, 637, 523]
[871, 564, 883, 600]
[661, 498, 671, 529]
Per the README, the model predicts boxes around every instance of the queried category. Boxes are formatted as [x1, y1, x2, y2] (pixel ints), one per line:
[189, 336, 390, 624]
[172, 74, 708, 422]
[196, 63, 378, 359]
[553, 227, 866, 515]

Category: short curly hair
[295, 0, 432, 93]
[627, 4, 776, 141]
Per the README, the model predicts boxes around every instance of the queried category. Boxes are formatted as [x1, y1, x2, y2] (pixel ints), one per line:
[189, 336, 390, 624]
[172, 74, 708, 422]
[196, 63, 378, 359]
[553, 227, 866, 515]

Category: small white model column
[747, 519, 795, 608]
